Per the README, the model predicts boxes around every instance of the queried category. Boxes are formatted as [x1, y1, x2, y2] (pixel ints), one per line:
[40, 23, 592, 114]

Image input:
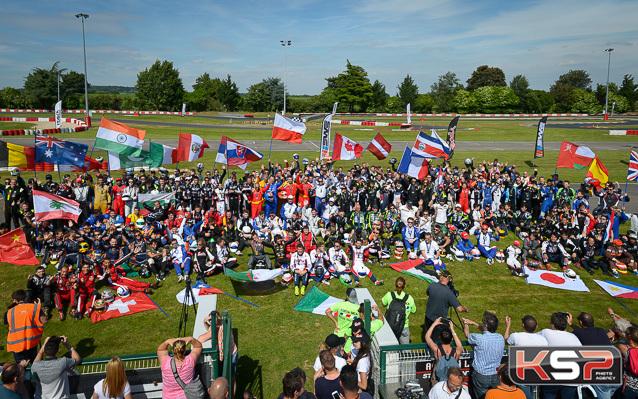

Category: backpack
[432, 344, 460, 384]
[385, 292, 408, 339]
[627, 346, 638, 376]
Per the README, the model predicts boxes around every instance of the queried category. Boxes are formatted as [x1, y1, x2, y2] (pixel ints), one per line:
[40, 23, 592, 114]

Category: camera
[448, 278, 459, 297]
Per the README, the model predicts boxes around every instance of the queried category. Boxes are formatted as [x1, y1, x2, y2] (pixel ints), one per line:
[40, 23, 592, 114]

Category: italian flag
[556, 140, 595, 169]
[149, 142, 178, 166]
[33, 190, 81, 223]
[95, 118, 145, 155]
[294, 286, 341, 315]
[389, 260, 438, 283]
[225, 268, 283, 282]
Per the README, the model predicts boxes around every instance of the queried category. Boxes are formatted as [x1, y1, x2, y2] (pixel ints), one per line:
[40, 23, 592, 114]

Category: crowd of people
[2, 154, 638, 399]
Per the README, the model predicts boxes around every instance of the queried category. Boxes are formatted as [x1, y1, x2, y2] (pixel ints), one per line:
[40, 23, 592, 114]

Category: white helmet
[242, 225, 252, 234]
[495, 251, 505, 264]
[116, 286, 131, 298]
[101, 289, 115, 303]
[281, 272, 293, 285]
[10, 167, 20, 176]
[343, 233, 350, 244]
[229, 242, 239, 253]
[339, 274, 352, 285]
[126, 167, 134, 174]
[452, 248, 465, 262]
[563, 268, 577, 280]
[197, 163, 204, 172]
[136, 218, 145, 228]
[471, 247, 481, 260]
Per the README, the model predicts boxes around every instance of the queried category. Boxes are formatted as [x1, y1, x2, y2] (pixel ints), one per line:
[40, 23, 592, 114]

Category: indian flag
[33, 190, 81, 223]
[556, 141, 595, 169]
[225, 268, 283, 282]
[389, 259, 438, 283]
[294, 286, 341, 315]
[95, 118, 145, 155]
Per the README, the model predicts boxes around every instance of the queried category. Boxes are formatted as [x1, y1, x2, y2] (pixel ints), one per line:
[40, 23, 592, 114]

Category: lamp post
[57, 72, 60, 102]
[604, 48, 614, 120]
[280, 40, 291, 116]
[76, 13, 90, 127]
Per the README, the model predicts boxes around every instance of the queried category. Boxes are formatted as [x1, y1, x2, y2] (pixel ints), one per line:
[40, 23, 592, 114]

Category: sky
[1, 0, 637, 96]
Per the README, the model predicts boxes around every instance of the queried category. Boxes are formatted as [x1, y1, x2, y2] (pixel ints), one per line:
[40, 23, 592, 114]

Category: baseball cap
[325, 334, 345, 348]
[346, 288, 358, 303]
[352, 331, 370, 345]
[439, 270, 452, 279]
[288, 195, 294, 199]
[613, 239, 623, 246]
[350, 319, 365, 333]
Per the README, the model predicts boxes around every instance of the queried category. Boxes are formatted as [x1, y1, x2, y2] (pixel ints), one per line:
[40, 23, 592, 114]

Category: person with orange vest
[4, 289, 47, 363]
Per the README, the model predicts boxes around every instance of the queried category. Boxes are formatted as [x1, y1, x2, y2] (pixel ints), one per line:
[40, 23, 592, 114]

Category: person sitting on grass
[505, 240, 528, 278]
[475, 224, 500, 265]
[541, 232, 570, 271]
[291, 243, 312, 296]
[348, 239, 383, 287]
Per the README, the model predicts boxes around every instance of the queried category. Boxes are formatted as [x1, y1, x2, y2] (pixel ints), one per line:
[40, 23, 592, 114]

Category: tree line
[1, 59, 637, 113]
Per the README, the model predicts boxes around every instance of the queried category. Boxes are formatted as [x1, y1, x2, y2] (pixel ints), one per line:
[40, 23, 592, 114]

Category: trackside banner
[534, 116, 547, 159]
[320, 114, 332, 160]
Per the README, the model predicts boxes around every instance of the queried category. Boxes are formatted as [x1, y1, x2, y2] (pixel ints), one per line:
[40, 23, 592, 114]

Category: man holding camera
[424, 271, 468, 342]
[31, 335, 82, 399]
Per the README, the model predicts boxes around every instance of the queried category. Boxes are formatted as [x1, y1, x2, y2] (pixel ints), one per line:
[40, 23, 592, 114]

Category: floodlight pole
[604, 48, 614, 120]
[281, 40, 291, 116]
[76, 13, 90, 127]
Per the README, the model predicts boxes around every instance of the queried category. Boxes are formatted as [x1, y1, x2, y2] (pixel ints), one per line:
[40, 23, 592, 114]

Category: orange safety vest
[7, 302, 44, 353]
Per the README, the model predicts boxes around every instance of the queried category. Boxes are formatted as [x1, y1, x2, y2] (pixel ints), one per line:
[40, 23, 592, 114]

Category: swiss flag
[333, 133, 363, 161]
[91, 292, 158, 323]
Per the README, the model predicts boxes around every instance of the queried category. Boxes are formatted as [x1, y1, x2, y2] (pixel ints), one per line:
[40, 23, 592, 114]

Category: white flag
[54, 101, 62, 129]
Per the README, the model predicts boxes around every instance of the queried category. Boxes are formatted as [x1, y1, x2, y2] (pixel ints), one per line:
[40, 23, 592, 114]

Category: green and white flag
[225, 268, 283, 282]
[107, 151, 152, 170]
[294, 286, 341, 315]
[389, 260, 438, 283]
[138, 192, 174, 207]
[95, 118, 145, 155]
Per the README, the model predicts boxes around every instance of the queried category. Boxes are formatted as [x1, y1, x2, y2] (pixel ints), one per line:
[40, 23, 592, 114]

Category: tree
[452, 90, 474, 113]
[430, 72, 463, 112]
[135, 60, 185, 110]
[466, 65, 506, 92]
[608, 93, 630, 114]
[413, 94, 434, 113]
[595, 82, 619, 99]
[534, 90, 555, 113]
[370, 80, 387, 111]
[0, 87, 28, 108]
[570, 89, 602, 113]
[243, 82, 271, 112]
[509, 75, 529, 99]
[23, 62, 88, 109]
[471, 86, 519, 113]
[261, 77, 285, 111]
[216, 74, 241, 111]
[397, 74, 418, 108]
[619, 74, 638, 111]
[550, 84, 575, 112]
[554, 70, 592, 91]
[325, 60, 373, 112]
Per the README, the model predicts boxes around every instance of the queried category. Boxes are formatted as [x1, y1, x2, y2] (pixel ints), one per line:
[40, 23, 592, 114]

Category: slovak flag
[272, 113, 307, 144]
[397, 147, 429, 179]
[333, 134, 363, 161]
[366, 133, 392, 160]
[216, 136, 263, 166]
[412, 130, 450, 159]
[177, 133, 209, 162]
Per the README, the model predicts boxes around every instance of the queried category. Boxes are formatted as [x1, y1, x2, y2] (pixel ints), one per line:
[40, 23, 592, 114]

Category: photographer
[31, 336, 82, 399]
[424, 271, 467, 342]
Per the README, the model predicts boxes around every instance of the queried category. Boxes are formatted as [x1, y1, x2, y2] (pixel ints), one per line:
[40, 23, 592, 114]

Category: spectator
[537, 313, 582, 346]
[504, 315, 548, 399]
[31, 336, 82, 399]
[325, 288, 361, 335]
[428, 367, 471, 399]
[198, 314, 239, 395]
[339, 365, 373, 399]
[485, 364, 525, 399]
[4, 290, 47, 364]
[157, 337, 203, 399]
[279, 367, 315, 399]
[348, 332, 372, 393]
[567, 312, 611, 345]
[92, 357, 132, 399]
[313, 350, 343, 399]
[462, 312, 505, 399]
[424, 271, 468, 342]
[0, 363, 26, 399]
[620, 326, 638, 399]
[313, 334, 347, 374]
[382, 277, 416, 344]
[425, 317, 462, 383]
[209, 377, 229, 399]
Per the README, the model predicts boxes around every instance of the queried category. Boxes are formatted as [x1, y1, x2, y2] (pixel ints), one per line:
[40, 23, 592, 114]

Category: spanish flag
[586, 155, 609, 185]
[0, 140, 36, 170]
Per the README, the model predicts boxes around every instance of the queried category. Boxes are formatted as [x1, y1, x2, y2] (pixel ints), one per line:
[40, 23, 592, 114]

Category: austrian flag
[333, 134, 363, 161]
[33, 190, 81, 223]
[366, 133, 392, 160]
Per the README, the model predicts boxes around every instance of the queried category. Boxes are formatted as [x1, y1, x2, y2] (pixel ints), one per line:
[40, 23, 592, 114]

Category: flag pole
[85, 139, 97, 174]
[223, 293, 260, 308]
[623, 146, 633, 207]
[144, 292, 171, 319]
[267, 137, 274, 163]
[611, 295, 638, 319]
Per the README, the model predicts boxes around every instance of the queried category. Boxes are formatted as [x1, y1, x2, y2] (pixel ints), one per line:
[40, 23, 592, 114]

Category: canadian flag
[333, 134, 363, 161]
[177, 133, 209, 162]
[366, 133, 392, 160]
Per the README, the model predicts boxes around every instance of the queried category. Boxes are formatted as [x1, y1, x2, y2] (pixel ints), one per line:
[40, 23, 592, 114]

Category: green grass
[0, 122, 36, 130]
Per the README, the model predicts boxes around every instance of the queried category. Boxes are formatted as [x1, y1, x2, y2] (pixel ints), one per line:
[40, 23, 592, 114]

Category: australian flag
[35, 134, 88, 168]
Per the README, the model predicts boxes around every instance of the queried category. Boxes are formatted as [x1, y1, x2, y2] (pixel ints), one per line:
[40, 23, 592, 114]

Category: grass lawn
[2, 147, 637, 398]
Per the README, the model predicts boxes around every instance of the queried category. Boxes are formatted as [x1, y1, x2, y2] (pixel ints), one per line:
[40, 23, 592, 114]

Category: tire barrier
[609, 130, 638, 135]
[328, 112, 591, 117]
[0, 109, 197, 115]
[0, 116, 87, 136]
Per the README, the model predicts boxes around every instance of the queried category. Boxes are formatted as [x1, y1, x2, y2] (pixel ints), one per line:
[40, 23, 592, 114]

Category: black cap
[325, 334, 345, 348]
[352, 331, 370, 345]
[351, 318, 365, 333]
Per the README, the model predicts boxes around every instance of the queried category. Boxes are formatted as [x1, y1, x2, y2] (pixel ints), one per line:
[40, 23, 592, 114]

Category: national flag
[149, 142, 178, 167]
[107, 151, 151, 170]
[33, 190, 81, 223]
[215, 136, 263, 166]
[586, 156, 609, 185]
[556, 141, 595, 169]
[594, 280, 638, 299]
[412, 130, 450, 159]
[272, 113, 307, 144]
[333, 134, 363, 161]
[177, 133, 209, 162]
[35, 134, 88, 168]
[0, 141, 35, 170]
[91, 292, 158, 323]
[176, 281, 225, 305]
[366, 133, 392, 160]
[523, 266, 590, 292]
[58, 156, 103, 172]
[225, 267, 283, 282]
[627, 150, 638, 182]
[294, 286, 342, 315]
[389, 259, 438, 283]
[397, 147, 430, 180]
[138, 192, 174, 207]
[95, 118, 145, 155]
[0, 229, 39, 265]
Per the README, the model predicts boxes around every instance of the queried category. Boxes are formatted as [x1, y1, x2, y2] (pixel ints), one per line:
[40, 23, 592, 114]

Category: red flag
[366, 133, 392, 160]
[272, 114, 306, 143]
[199, 286, 226, 296]
[333, 134, 363, 161]
[91, 292, 158, 323]
[177, 133, 209, 162]
[0, 229, 39, 265]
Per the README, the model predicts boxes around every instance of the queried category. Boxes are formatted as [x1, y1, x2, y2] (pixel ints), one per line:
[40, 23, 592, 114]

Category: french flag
[397, 147, 429, 180]
[412, 130, 450, 159]
[215, 136, 263, 166]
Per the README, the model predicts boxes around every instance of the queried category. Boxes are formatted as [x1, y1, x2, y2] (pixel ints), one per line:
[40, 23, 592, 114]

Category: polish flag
[333, 134, 363, 161]
[366, 133, 392, 160]
[272, 114, 307, 143]
[177, 133, 209, 162]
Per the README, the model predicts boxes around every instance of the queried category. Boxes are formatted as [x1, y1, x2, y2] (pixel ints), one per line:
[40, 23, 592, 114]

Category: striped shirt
[468, 331, 505, 375]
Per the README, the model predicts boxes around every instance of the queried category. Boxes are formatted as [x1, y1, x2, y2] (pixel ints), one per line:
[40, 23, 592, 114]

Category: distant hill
[89, 86, 136, 94]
